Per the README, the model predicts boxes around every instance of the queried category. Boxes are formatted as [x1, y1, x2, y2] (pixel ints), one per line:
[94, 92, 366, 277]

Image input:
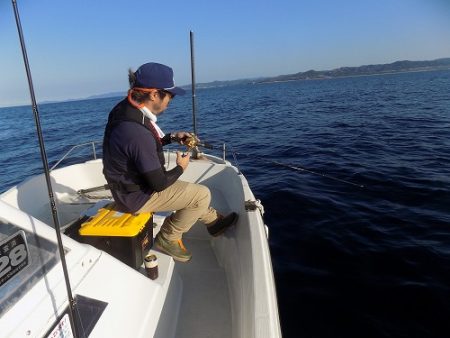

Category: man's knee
[196, 184, 211, 207]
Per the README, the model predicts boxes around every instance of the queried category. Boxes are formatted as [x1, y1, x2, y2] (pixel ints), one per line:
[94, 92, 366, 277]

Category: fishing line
[194, 140, 364, 188]
[232, 151, 365, 188]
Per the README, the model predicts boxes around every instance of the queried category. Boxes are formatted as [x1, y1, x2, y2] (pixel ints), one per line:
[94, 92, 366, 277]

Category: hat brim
[165, 86, 186, 96]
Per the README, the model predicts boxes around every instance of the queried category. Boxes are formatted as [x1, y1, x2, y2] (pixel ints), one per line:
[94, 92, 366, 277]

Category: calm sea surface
[1, 70, 449, 338]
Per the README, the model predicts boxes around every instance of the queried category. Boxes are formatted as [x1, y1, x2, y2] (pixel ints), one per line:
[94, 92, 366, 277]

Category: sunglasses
[158, 90, 174, 100]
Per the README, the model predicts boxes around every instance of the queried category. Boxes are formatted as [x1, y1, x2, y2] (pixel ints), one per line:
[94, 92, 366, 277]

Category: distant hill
[53, 57, 450, 102]
[255, 57, 450, 84]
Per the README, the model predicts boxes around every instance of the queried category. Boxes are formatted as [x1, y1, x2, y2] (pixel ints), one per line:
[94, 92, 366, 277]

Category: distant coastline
[71, 57, 450, 98]
[7, 57, 450, 107]
[195, 57, 450, 88]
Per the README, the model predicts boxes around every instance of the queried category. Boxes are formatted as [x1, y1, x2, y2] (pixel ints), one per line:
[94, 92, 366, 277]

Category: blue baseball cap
[134, 62, 186, 96]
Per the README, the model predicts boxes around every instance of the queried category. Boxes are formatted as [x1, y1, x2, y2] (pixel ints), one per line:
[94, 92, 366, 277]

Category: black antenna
[11, 1, 79, 336]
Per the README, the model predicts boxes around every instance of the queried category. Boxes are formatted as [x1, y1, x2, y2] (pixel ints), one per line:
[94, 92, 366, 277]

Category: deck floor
[153, 187, 233, 338]
[174, 236, 231, 338]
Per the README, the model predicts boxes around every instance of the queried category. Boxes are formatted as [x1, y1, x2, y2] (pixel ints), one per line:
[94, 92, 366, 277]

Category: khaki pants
[137, 180, 219, 241]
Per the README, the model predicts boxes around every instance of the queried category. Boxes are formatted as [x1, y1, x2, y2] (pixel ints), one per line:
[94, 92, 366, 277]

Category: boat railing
[221, 143, 243, 174]
[50, 141, 100, 171]
[50, 140, 240, 172]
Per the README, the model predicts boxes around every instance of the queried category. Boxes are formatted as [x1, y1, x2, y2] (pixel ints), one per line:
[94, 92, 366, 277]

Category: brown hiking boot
[154, 233, 192, 262]
[207, 212, 238, 237]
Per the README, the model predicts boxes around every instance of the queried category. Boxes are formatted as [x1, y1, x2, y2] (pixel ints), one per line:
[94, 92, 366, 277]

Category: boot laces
[177, 239, 187, 251]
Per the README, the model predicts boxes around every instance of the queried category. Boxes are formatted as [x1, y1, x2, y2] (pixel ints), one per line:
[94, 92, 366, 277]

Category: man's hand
[176, 151, 190, 171]
[171, 131, 193, 145]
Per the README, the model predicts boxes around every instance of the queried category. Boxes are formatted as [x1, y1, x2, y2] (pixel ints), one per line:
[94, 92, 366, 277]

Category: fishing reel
[180, 133, 213, 159]
[183, 134, 213, 152]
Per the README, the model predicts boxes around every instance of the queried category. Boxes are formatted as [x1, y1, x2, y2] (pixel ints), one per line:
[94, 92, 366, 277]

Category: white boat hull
[0, 152, 281, 337]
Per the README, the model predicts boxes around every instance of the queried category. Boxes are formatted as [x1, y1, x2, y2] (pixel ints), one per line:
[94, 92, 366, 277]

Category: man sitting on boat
[102, 62, 237, 262]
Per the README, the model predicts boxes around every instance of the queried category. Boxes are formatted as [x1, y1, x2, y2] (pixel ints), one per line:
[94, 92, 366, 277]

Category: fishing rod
[190, 30, 198, 136]
[233, 151, 365, 188]
[11, 1, 80, 337]
[189, 30, 202, 159]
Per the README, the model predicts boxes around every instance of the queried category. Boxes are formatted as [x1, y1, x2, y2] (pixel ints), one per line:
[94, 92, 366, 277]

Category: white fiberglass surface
[0, 221, 59, 317]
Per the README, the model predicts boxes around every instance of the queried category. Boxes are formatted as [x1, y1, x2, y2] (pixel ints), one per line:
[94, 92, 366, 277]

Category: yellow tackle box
[78, 203, 153, 269]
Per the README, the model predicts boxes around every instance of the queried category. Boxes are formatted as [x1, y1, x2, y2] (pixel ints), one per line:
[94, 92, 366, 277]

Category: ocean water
[1, 69, 449, 338]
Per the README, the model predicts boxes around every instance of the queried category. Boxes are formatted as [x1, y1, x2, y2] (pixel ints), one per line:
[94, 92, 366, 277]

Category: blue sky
[1, 0, 449, 107]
